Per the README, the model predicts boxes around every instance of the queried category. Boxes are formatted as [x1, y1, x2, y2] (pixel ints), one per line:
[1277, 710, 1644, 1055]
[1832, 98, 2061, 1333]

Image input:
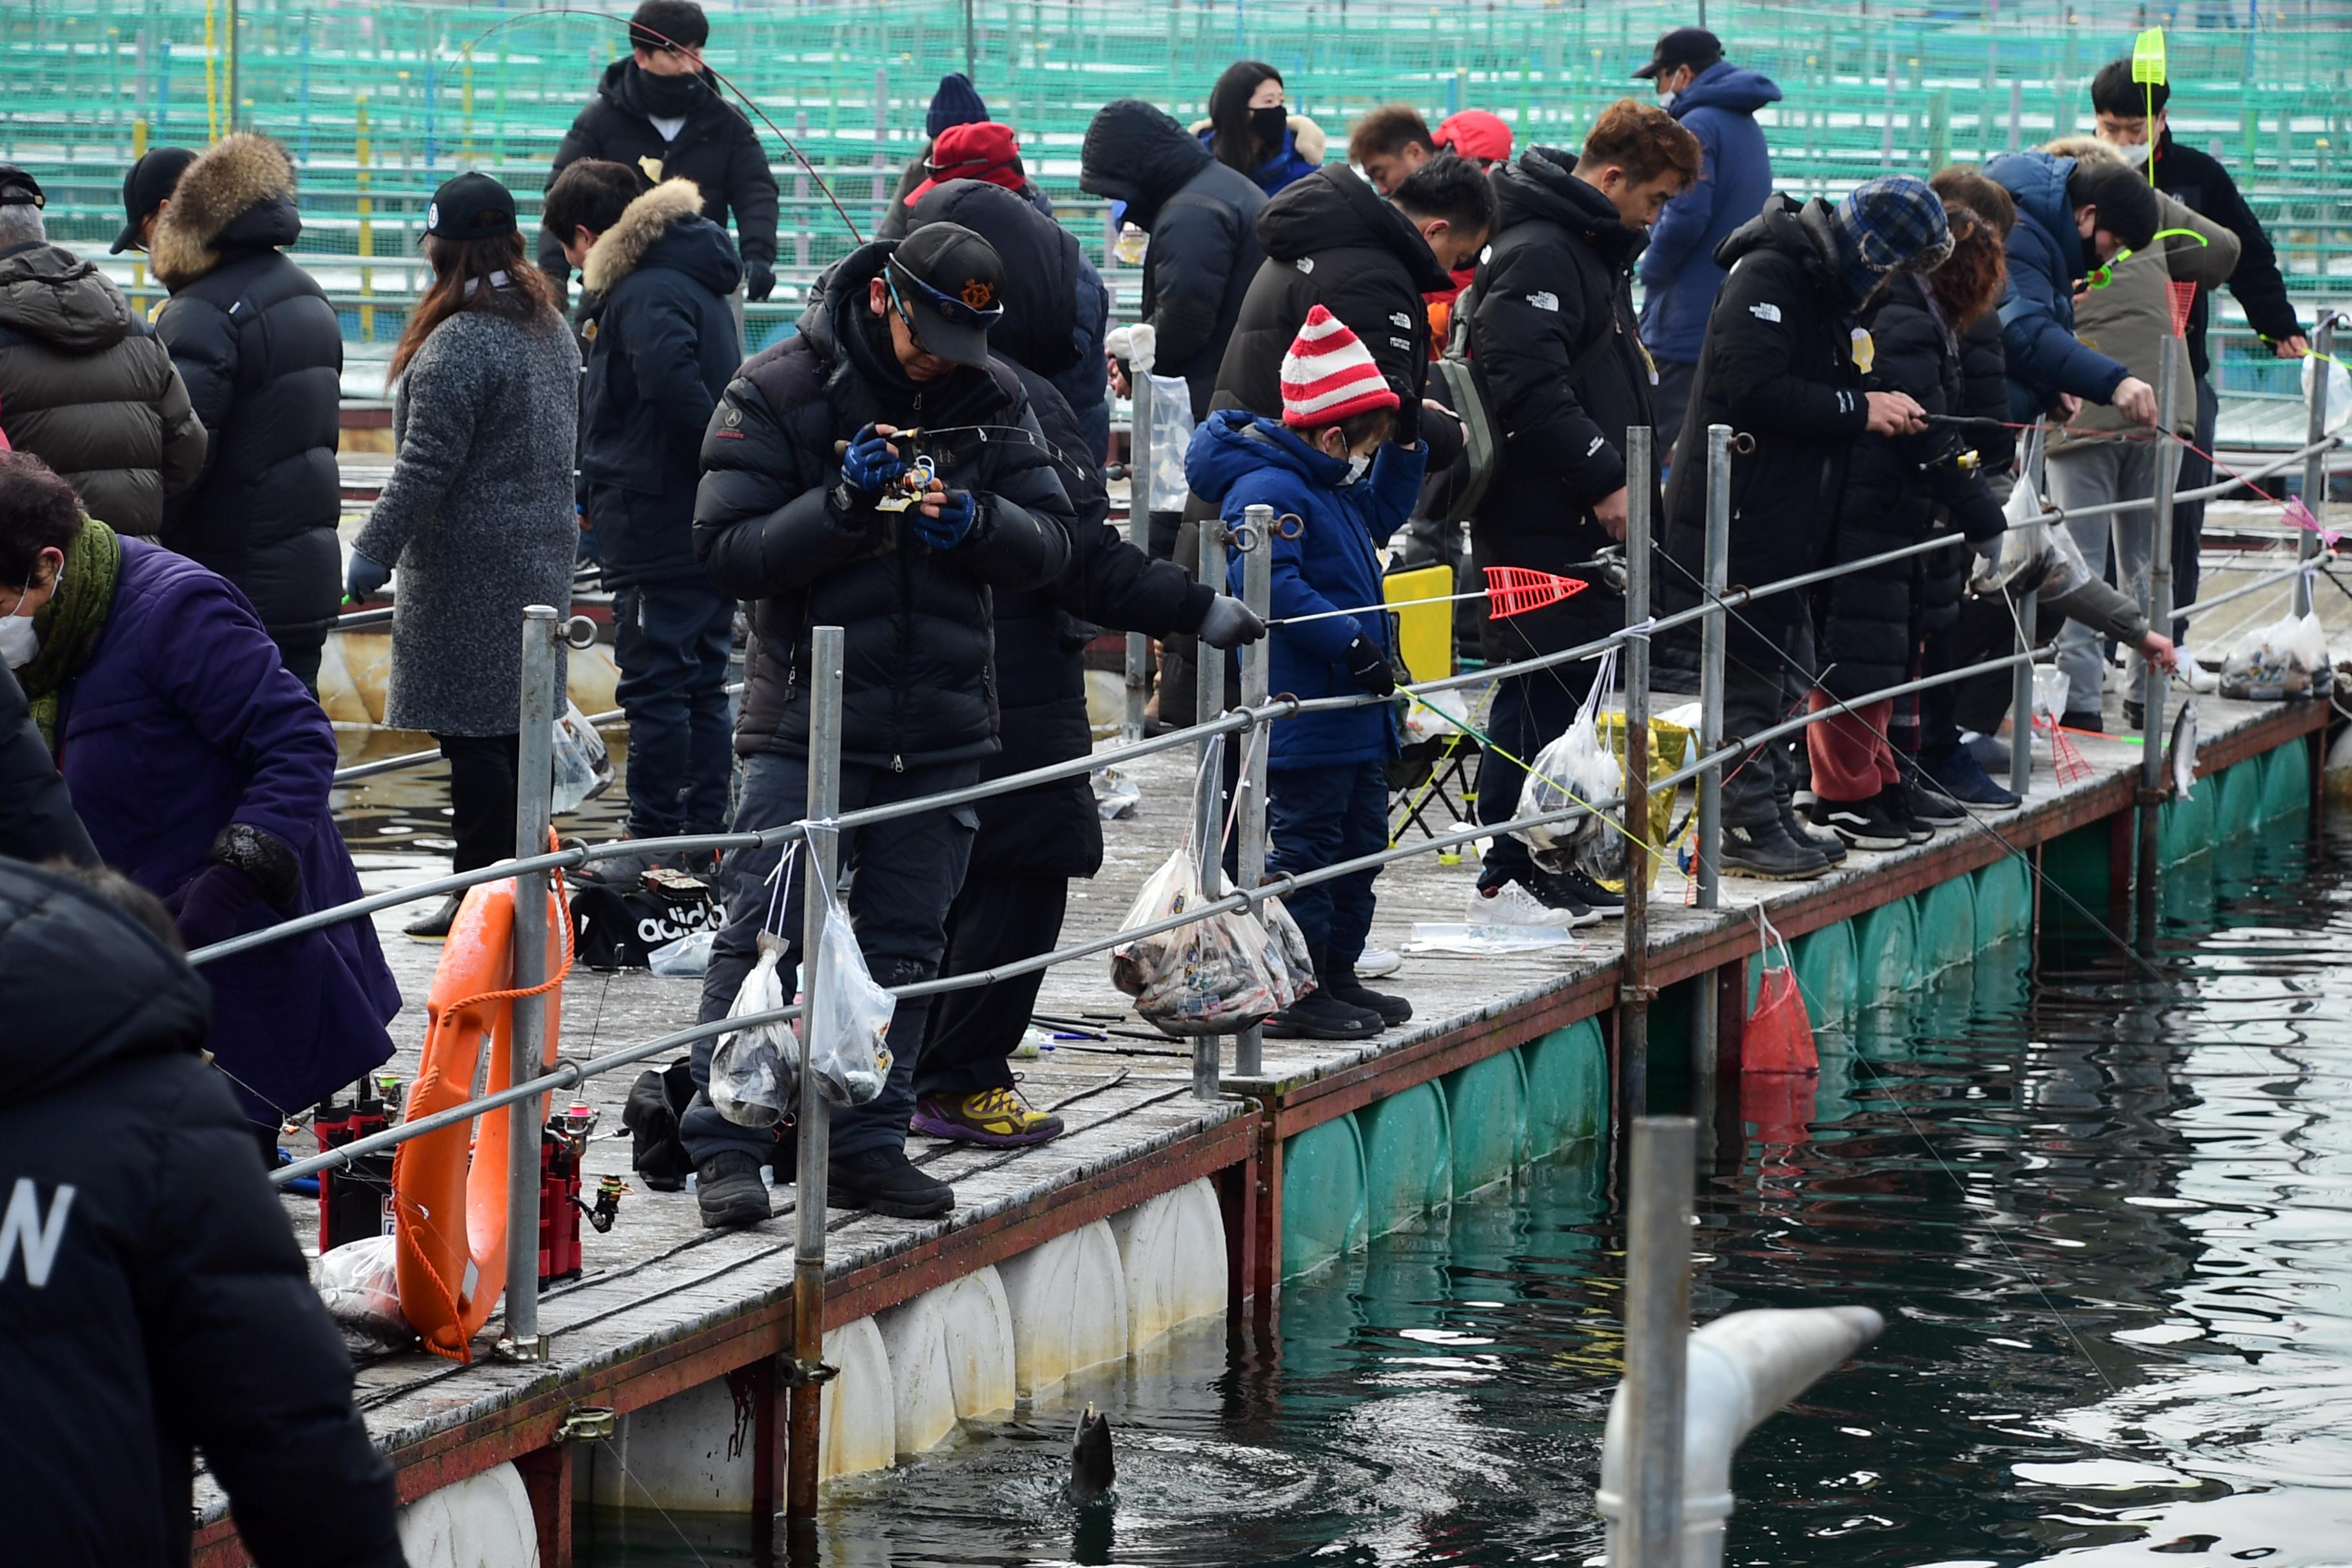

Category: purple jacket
[57, 540, 398, 1123]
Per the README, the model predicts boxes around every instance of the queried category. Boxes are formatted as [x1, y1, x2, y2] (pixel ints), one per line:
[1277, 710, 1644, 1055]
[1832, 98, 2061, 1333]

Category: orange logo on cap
[961, 280, 995, 309]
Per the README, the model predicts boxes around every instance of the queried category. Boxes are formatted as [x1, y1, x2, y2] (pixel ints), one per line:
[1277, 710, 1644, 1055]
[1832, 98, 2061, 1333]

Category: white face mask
[0, 569, 52, 669]
[1656, 89, 1678, 110]
[1340, 453, 1372, 485]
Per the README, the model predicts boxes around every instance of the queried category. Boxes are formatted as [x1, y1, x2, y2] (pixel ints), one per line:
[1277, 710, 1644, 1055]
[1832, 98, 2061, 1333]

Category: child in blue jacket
[1184, 305, 1427, 1040]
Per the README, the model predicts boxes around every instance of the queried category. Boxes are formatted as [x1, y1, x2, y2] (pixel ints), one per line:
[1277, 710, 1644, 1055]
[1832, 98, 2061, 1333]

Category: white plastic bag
[2303, 352, 2351, 436]
[712, 933, 796, 1127]
[1141, 369, 1196, 514]
[1258, 893, 1317, 1003]
[1523, 649, 1623, 865]
[2032, 666, 2072, 728]
[315, 1235, 413, 1353]
[647, 927, 714, 977]
[1110, 846, 1282, 1036]
[1093, 766, 1141, 821]
[2219, 610, 2329, 700]
[551, 701, 614, 816]
[805, 887, 897, 1106]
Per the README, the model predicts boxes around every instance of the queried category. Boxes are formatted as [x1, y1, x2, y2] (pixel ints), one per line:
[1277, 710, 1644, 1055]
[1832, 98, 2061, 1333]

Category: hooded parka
[1639, 62, 1783, 364]
[1985, 150, 2132, 419]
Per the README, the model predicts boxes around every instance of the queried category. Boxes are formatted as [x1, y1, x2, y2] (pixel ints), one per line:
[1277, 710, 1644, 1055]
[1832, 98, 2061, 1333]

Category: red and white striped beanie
[1279, 304, 1399, 430]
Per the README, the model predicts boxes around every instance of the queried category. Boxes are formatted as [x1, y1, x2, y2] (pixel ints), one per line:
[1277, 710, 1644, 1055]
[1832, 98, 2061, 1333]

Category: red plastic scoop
[1484, 567, 1594, 620]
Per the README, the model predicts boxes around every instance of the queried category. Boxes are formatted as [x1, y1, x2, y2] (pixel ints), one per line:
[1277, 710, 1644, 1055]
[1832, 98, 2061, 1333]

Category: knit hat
[926, 72, 990, 139]
[1817, 175, 1952, 309]
[1280, 305, 1400, 429]
[906, 122, 1025, 204]
[1433, 109, 1513, 166]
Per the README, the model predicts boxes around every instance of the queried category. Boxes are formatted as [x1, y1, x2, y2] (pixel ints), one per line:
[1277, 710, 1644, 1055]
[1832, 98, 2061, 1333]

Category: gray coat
[355, 308, 580, 736]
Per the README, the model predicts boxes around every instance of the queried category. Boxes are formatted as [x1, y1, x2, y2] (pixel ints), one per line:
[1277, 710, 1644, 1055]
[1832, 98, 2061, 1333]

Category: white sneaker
[2177, 646, 2220, 694]
[1469, 879, 1602, 930]
[1355, 945, 1402, 979]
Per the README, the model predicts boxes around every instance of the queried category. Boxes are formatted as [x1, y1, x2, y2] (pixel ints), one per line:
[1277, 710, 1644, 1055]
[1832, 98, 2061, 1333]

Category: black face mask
[634, 65, 703, 118]
[1249, 104, 1289, 152]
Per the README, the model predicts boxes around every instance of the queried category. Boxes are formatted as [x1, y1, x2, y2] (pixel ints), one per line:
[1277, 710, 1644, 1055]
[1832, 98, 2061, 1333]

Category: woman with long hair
[1201, 60, 1323, 195]
[347, 172, 582, 937]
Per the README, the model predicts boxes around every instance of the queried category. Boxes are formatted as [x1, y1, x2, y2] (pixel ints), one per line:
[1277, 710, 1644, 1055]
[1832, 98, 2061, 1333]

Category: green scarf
[19, 518, 122, 750]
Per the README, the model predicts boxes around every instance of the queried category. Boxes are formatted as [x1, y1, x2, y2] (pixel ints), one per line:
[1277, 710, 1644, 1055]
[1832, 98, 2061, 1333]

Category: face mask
[1340, 453, 1371, 485]
[1250, 105, 1289, 150]
[0, 569, 52, 669]
[1656, 88, 1678, 110]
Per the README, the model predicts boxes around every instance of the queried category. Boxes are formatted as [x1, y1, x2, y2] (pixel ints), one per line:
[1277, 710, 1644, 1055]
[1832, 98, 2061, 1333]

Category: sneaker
[2178, 647, 2220, 694]
[1779, 799, 1845, 865]
[1355, 945, 1403, 979]
[910, 1086, 1064, 1148]
[1323, 961, 1411, 1026]
[1877, 787, 1936, 844]
[1470, 876, 1602, 930]
[1720, 819, 1831, 881]
[1905, 781, 1968, 827]
[1922, 747, 2021, 810]
[1810, 798, 1907, 852]
[403, 893, 463, 942]
[1962, 730, 2012, 775]
[829, 1145, 955, 1219]
[695, 1151, 773, 1230]
[1264, 988, 1386, 1040]
[1538, 865, 1626, 919]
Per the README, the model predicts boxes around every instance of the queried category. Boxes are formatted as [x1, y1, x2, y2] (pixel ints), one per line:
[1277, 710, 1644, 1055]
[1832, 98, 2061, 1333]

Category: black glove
[167, 863, 260, 951]
[1345, 634, 1396, 698]
[1197, 594, 1267, 650]
[744, 259, 776, 303]
[1389, 379, 1420, 449]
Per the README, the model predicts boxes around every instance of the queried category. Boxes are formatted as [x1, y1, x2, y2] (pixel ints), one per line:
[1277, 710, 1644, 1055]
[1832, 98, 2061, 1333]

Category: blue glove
[841, 425, 908, 499]
[346, 549, 392, 603]
[909, 488, 980, 551]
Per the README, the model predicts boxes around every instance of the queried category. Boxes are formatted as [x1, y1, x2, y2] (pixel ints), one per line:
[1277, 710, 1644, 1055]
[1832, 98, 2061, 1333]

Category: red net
[1482, 566, 1592, 619]
[2165, 279, 2198, 340]
[2034, 714, 2095, 786]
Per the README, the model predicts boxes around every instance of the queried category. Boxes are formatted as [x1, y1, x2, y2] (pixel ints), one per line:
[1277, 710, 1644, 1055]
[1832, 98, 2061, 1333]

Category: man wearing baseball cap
[110, 146, 200, 256]
[681, 220, 1073, 1228]
[1632, 25, 1783, 458]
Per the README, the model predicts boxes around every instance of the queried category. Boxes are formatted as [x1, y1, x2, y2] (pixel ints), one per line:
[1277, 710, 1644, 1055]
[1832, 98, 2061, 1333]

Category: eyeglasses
[884, 273, 931, 355]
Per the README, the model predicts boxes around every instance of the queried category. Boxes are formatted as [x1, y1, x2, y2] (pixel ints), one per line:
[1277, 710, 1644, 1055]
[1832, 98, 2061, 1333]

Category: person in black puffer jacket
[1466, 106, 1697, 918]
[0, 859, 400, 1568]
[150, 134, 342, 692]
[0, 659, 95, 866]
[538, 0, 779, 304]
[896, 179, 1263, 1149]
[1808, 214, 2009, 850]
[686, 223, 1071, 1226]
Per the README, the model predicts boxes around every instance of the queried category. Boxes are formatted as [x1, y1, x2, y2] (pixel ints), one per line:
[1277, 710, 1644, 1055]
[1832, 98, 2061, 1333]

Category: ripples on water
[586, 819, 2352, 1567]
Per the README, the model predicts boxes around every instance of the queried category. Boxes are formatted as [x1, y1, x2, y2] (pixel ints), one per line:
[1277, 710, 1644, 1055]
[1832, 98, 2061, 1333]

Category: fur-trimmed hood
[580, 177, 739, 297]
[150, 133, 302, 288]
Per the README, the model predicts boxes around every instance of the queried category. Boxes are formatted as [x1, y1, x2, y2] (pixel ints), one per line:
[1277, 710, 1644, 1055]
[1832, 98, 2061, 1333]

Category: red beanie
[1280, 305, 1400, 430]
[907, 121, 1024, 204]
[1435, 109, 1513, 164]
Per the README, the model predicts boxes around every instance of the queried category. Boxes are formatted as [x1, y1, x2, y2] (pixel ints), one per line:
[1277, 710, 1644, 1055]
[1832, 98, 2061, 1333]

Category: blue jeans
[682, 751, 980, 1165]
[614, 582, 737, 839]
[1268, 760, 1388, 965]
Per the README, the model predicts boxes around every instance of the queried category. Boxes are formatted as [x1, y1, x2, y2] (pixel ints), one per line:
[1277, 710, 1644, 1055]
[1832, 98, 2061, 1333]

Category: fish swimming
[1066, 1404, 1116, 1504]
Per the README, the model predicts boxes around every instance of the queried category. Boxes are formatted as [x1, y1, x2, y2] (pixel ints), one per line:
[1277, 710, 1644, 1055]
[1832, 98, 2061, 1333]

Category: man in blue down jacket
[547, 162, 744, 876]
[1985, 148, 2160, 429]
[687, 222, 1071, 1226]
[0, 858, 400, 1568]
[1632, 28, 1781, 456]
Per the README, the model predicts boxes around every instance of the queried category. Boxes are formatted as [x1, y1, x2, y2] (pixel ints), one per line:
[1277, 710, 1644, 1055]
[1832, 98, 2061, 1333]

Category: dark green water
[587, 818, 2351, 1567]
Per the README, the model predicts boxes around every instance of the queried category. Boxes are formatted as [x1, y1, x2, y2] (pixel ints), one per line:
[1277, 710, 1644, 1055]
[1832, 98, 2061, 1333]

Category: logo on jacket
[0, 1179, 75, 1289]
[961, 279, 996, 309]
[1295, 257, 1316, 274]
[1527, 291, 1560, 312]
[1749, 301, 1782, 324]
[1389, 311, 1413, 329]
[723, 404, 743, 429]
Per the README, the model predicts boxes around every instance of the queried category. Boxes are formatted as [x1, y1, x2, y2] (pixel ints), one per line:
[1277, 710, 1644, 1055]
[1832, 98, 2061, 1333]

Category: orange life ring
[393, 877, 564, 1362]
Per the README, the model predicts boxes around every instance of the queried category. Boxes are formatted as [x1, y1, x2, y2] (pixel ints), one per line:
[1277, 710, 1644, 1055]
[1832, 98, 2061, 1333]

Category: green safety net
[4, 0, 2344, 389]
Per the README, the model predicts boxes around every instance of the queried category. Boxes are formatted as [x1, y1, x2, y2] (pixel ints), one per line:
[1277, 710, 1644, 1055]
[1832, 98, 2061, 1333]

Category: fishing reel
[873, 451, 940, 513]
[579, 1174, 629, 1235]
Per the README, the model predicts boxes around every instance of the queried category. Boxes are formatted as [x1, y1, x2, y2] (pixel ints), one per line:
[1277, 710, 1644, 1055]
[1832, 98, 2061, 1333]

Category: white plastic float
[396, 1462, 539, 1568]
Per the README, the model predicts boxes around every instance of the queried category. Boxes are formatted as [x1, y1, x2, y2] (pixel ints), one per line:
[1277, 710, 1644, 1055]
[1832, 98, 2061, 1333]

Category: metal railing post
[1124, 370, 1155, 743]
[1692, 428, 1730, 1104]
[786, 627, 845, 1525]
[2298, 313, 2338, 620]
[2012, 424, 2047, 802]
[1235, 504, 1274, 1079]
[1620, 429, 1654, 1126]
[1193, 521, 1227, 1101]
[1623, 1115, 1695, 1568]
[2139, 336, 2182, 941]
[499, 605, 559, 1361]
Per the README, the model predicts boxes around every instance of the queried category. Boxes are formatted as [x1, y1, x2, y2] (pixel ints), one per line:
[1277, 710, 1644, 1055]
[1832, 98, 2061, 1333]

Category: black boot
[695, 1150, 773, 1230]
[830, 1144, 955, 1219]
[1266, 951, 1385, 1040]
[1321, 959, 1411, 1026]
[403, 892, 464, 941]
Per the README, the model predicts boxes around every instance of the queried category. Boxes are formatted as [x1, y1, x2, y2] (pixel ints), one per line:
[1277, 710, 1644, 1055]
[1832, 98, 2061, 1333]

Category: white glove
[1126, 322, 1158, 375]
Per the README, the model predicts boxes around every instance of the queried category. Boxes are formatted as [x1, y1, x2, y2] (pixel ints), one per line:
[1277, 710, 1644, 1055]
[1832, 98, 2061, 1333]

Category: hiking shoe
[1265, 988, 1385, 1040]
[403, 893, 463, 942]
[1923, 747, 2021, 810]
[1470, 875, 1602, 929]
[695, 1151, 773, 1230]
[1720, 819, 1830, 881]
[1779, 799, 1845, 865]
[1878, 787, 1936, 843]
[1963, 731, 2012, 775]
[1905, 781, 1968, 827]
[910, 1086, 1064, 1148]
[1323, 961, 1411, 1026]
[1355, 945, 1403, 979]
[829, 1145, 955, 1219]
[1810, 798, 1907, 852]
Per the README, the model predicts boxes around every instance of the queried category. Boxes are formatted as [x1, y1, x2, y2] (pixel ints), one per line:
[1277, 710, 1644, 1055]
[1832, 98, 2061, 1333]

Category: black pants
[614, 581, 736, 839]
[2173, 377, 2219, 642]
[435, 732, 520, 872]
[276, 633, 324, 698]
[1652, 358, 1698, 468]
[1476, 660, 1599, 883]
[917, 873, 1069, 1100]
[1269, 760, 1388, 963]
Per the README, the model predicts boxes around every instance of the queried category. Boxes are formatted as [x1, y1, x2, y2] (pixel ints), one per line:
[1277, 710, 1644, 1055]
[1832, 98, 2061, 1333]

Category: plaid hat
[1433, 110, 1513, 165]
[1280, 305, 1398, 429]
[906, 122, 1025, 206]
[112, 146, 197, 253]
[885, 220, 1007, 368]
[1821, 175, 1953, 308]
[424, 171, 518, 243]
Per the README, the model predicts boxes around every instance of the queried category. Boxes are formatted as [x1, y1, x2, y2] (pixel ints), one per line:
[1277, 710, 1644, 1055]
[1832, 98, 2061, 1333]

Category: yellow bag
[1591, 714, 1693, 892]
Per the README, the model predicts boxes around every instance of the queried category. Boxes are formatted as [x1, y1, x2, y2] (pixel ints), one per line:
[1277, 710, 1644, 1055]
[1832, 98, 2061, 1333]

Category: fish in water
[1066, 1404, 1115, 1504]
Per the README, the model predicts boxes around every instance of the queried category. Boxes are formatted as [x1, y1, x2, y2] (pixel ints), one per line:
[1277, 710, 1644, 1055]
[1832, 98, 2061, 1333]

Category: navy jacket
[1638, 63, 1782, 364]
[578, 179, 744, 589]
[1187, 410, 1424, 769]
[1987, 150, 2131, 419]
[1197, 123, 1320, 197]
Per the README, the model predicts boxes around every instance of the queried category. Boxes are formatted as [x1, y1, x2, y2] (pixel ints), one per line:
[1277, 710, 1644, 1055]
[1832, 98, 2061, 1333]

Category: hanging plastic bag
[2220, 611, 2330, 701]
[2032, 666, 2073, 729]
[1258, 892, 1317, 1003]
[551, 701, 614, 816]
[711, 847, 801, 1128]
[1587, 710, 1695, 892]
[647, 927, 714, 977]
[2303, 351, 2351, 436]
[805, 850, 897, 1106]
[1971, 444, 2064, 596]
[1524, 647, 1624, 867]
[1743, 912, 1817, 1077]
[1143, 370, 1197, 514]
[315, 1234, 414, 1354]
